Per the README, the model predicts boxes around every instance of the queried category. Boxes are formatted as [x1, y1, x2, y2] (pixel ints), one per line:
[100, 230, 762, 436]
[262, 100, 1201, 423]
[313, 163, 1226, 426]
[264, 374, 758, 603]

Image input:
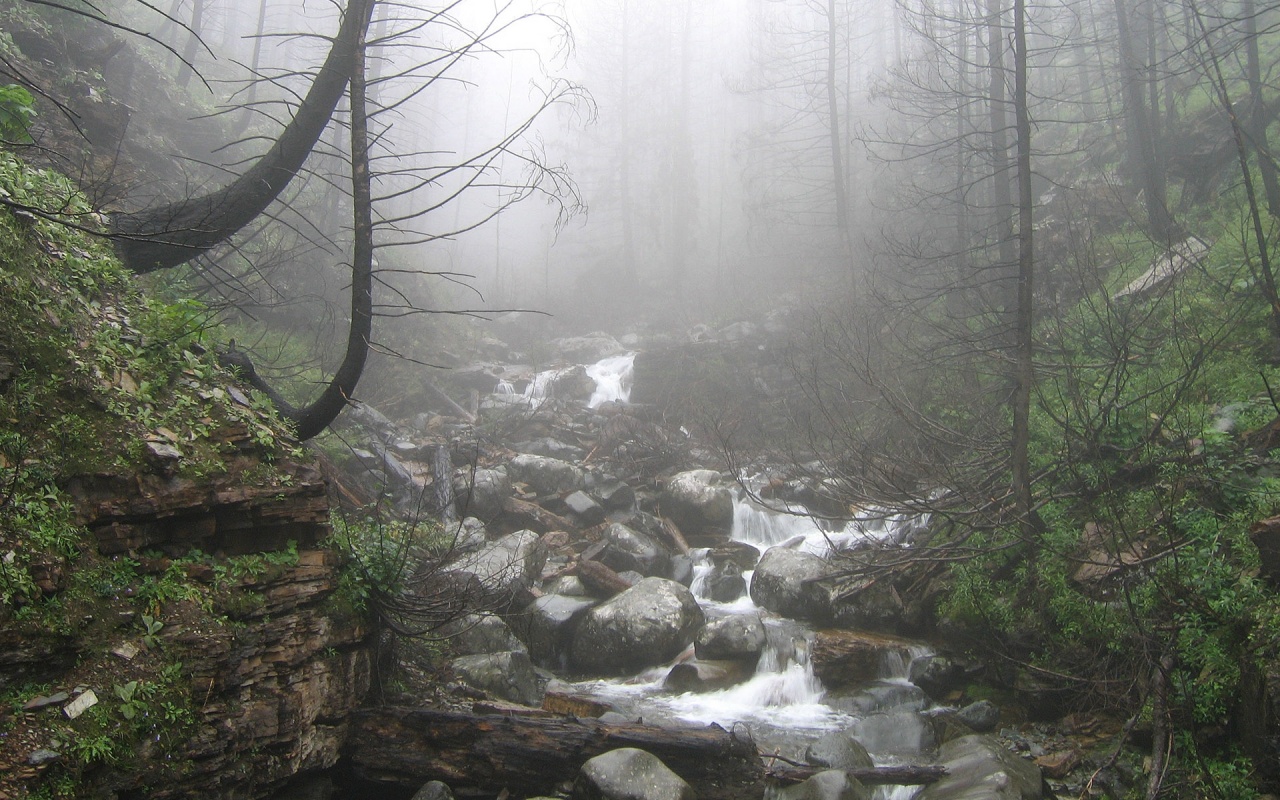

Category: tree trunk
[113, 0, 375, 274]
[1244, 0, 1280, 216]
[1011, 0, 1035, 530]
[345, 707, 765, 800]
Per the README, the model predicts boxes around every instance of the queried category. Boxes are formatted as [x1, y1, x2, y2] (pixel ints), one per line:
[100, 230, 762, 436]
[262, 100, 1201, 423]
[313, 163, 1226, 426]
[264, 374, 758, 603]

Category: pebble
[26, 749, 60, 766]
[22, 693, 69, 712]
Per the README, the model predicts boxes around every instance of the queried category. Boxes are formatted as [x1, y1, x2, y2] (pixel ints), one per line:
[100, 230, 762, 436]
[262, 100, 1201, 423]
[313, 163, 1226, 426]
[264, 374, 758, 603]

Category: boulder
[826, 681, 928, 716]
[664, 660, 753, 692]
[570, 578, 705, 675]
[410, 781, 454, 800]
[450, 530, 547, 609]
[573, 747, 694, 800]
[661, 470, 734, 542]
[450, 650, 543, 707]
[508, 454, 585, 497]
[593, 480, 636, 512]
[848, 711, 938, 757]
[908, 654, 965, 700]
[552, 333, 626, 364]
[955, 700, 1001, 733]
[774, 769, 870, 800]
[515, 593, 598, 669]
[442, 613, 526, 656]
[701, 558, 745, 602]
[452, 468, 511, 521]
[443, 517, 489, 551]
[916, 734, 1043, 800]
[709, 541, 761, 571]
[694, 614, 766, 662]
[749, 547, 833, 622]
[564, 491, 607, 526]
[598, 523, 672, 578]
[804, 731, 874, 771]
[810, 630, 919, 690]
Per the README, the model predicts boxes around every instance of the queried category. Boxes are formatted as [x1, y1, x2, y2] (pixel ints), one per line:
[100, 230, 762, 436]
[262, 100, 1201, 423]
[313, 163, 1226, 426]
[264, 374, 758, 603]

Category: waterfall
[586, 352, 635, 408]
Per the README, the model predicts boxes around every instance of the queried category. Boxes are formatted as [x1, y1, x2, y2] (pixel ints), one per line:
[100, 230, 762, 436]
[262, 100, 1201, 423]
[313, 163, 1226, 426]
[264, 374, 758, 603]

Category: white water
[732, 494, 925, 556]
[586, 352, 635, 407]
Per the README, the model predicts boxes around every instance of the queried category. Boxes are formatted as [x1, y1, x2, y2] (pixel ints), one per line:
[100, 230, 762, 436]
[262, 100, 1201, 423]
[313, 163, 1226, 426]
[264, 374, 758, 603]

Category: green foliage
[0, 83, 34, 142]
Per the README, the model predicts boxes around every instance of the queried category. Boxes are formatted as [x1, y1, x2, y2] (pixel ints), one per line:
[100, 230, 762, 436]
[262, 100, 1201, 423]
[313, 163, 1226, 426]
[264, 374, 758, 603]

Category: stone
[448, 530, 547, 610]
[1034, 749, 1081, 779]
[442, 613, 527, 657]
[23, 692, 69, 711]
[660, 470, 734, 542]
[573, 747, 695, 800]
[916, 734, 1043, 800]
[847, 711, 938, 757]
[956, 700, 1001, 733]
[410, 781, 455, 800]
[27, 749, 61, 766]
[452, 468, 511, 522]
[594, 480, 635, 512]
[694, 614, 766, 662]
[809, 630, 919, 690]
[597, 523, 672, 578]
[570, 578, 705, 675]
[805, 731, 875, 771]
[515, 593, 598, 669]
[450, 650, 543, 707]
[508, 454, 585, 497]
[775, 769, 870, 800]
[111, 642, 140, 661]
[908, 654, 964, 700]
[702, 559, 746, 602]
[564, 491, 606, 526]
[552, 333, 625, 364]
[63, 689, 98, 719]
[663, 660, 753, 692]
[749, 547, 833, 622]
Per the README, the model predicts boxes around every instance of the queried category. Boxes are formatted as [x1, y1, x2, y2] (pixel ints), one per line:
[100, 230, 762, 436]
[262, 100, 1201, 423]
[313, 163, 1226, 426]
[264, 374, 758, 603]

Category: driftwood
[575, 558, 634, 597]
[345, 707, 764, 800]
[423, 379, 477, 423]
[501, 496, 575, 534]
[765, 762, 948, 786]
[658, 516, 692, 555]
[433, 444, 455, 524]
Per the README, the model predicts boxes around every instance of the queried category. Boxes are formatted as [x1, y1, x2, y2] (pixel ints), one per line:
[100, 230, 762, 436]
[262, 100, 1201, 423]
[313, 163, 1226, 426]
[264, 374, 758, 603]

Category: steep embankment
[0, 153, 373, 799]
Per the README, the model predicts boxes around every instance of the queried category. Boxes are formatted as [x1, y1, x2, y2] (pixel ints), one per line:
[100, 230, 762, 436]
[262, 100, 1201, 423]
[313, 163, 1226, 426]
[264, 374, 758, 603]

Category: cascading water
[586, 352, 635, 407]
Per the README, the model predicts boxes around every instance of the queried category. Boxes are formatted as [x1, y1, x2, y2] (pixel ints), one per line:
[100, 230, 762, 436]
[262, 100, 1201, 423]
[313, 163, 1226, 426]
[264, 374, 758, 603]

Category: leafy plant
[139, 614, 163, 650]
[0, 83, 34, 142]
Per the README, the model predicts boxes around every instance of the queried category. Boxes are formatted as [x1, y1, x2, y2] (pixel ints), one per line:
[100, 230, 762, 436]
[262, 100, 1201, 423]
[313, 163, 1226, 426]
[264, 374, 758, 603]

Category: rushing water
[491, 352, 636, 410]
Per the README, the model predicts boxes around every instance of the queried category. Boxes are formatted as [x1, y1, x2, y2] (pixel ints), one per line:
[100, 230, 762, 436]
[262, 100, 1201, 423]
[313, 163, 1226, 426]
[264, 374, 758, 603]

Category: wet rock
[668, 554, 694, 586]
[593, 480, 636, 512]
[664, 659, 753, 692]
[573, 747, 694, 800]
[956, 700, 1001, 733]
[749, 548, 833, 622]
[695, 613, 766, 662]
[545, 575, 588, 596]
[804, 731, 874, 771]
[709, 541, 761, 571]
[774, 769, 870, 800]
[909, 654, 965, 700]
[564, 490, 606, 526]
[827, 681, 928, 716]
[1034, 749, 1081, 779]
[516, 593, 597, 669]
[508, 454, 585, 497]
[516, 437, 584, 460]
[443, 517, 488, 552]
[916, 734, 1043, 800]
[452, 468, 511, 522]
[450, 650, 543, 707]
[410, 781, 454, 800]
[828, 575, 911, 634]
[570, 577, 704, 675]
[848, 711, 938, 757]
[449, 530, 547, 610]
[27, 749, 61, 766]
[441, 613, 526, 656]
[703, 559, 746, 602]
[810, 630, 919, 691]
[597, 523, 672, 578]
[661, 470, 734, 543]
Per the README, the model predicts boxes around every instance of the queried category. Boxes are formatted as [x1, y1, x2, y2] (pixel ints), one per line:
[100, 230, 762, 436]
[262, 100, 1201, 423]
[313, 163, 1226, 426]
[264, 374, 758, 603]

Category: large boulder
[848, 711, 938, 757]
[661, 470, 734, 542]
[450, 530, 547, 609]
[449, 650, 543, 707]
[507, 454, 585, 497]
[804, 731, 874, 771]
[442, 613, 526, 656]
[514, 593, 598, 669]
[810, 630, 919, 690]
[694, 614, 766, 662]
[700, 558, 746, 602]
[916, 734, 1043, 800]
[570, 578, 705, 675]
[572, 747, 694, 800]
[749, 547, 834, 622]
[452, 468, 511, 521]
[774, 769, 870, 800]
[597, 523, 672, 578]
[663, 659, 754, 692]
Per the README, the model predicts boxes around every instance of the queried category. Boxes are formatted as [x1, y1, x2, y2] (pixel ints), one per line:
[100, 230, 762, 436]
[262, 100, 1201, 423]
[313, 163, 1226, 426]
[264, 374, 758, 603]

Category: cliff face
[0, 153, 374, 799]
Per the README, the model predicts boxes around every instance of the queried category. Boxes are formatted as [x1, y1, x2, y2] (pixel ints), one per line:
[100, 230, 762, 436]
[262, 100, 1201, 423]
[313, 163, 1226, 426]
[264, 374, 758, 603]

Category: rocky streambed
[322, 331, 1112, 800]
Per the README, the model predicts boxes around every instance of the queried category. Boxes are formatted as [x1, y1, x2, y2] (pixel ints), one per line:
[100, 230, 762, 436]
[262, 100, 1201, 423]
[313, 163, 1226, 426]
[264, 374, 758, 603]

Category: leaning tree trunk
[112, 0, 375, 274]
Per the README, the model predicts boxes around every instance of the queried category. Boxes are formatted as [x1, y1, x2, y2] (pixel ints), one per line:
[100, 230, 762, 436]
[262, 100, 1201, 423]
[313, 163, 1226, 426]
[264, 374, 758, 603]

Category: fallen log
[502, 496, 575, 534]
[575, 558, 634, 598]
[345, 706, 764, 800]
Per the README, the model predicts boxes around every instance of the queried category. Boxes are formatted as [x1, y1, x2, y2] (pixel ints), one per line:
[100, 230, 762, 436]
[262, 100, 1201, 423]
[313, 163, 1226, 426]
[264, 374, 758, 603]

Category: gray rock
[703, 559, 746, 602]
[805, 731, 874, 771]
[450, 530, 546, 609]
[909, 654, 963, 700]
[410, 781, 455, 800]
[848, 711, 938, 757]
[593, 480, 636, 511]
[564, 491, 607, 526]
[774, 769, 870, 800]
[956, 700, 1001, 733]
[916, 734, 1043, 800]
[695, 614, 766, 661]
[573, 747, 694, 800]
[552, 333, 625, 363]
[508, 453, 585, 496]
[570, 578, 704, 675]
[598, 523, 672, 578]
[452, 468, 511, 521]
[450, 650, 543, 706]
[661, 470, 734, 541]
[664, 660, 753, 692]
[27, 749, 61, 766]
[545, 575, 588, 596]
[516, 593, 598, 669]
[749, 547, 834, 622]
[827, 681, 928, 716]
[443, 613, 527, 656]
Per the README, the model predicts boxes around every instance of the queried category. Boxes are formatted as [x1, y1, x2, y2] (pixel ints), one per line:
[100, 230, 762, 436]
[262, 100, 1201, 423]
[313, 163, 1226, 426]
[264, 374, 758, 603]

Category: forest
[2, 0, 1280, 798]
